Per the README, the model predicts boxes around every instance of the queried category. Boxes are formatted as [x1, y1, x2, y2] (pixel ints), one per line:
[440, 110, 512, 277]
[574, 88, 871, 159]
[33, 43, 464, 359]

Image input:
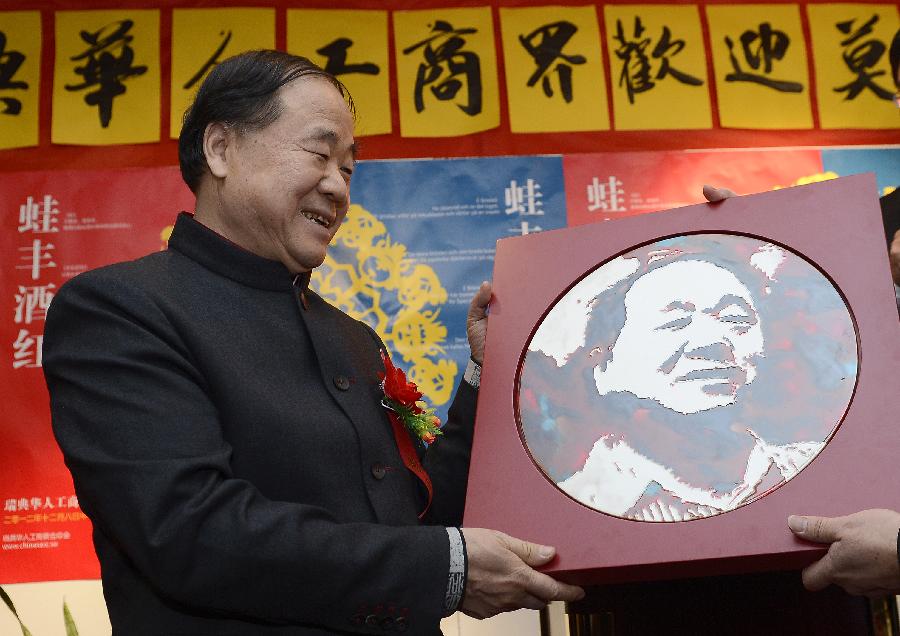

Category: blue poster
[312, 156, 566, 423]
[821, 147, 900, 196]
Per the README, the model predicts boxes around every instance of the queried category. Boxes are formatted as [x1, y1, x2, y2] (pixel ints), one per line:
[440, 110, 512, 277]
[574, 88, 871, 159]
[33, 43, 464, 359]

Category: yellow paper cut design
[807, 4, 899, 130]
[288, 10, 390, 137]
[394, 7, 500, 137]
[0, 12, 41, 149]
[312, 204, 458, 406]
[499, 6, 608, 133]
[53, 10, 160, 145]
[604, 5, 711, 130]
[171, 9, 275, 139]
[706, 5, 812, 129]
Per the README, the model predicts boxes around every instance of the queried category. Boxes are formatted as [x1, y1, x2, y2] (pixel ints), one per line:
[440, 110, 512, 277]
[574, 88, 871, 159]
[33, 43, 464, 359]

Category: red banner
[564, 149, 825, 225]
[1, 166, 191, 583]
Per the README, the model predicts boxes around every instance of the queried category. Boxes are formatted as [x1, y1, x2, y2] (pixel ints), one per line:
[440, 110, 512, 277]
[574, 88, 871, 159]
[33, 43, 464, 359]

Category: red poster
[0, 166, 192, 583]
[564, 149, 825, 226]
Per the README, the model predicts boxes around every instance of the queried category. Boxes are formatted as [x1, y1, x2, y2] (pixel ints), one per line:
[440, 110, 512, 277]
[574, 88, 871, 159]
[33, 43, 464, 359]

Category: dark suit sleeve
[422, 381, 477, 527]
[359, 323, 477, 528]
[43, 271, 450, 633]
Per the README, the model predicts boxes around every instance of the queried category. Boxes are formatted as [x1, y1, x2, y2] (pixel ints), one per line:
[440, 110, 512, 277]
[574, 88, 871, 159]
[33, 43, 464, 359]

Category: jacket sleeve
[42, 271, 450, 633]
[422, 380, 477, 528]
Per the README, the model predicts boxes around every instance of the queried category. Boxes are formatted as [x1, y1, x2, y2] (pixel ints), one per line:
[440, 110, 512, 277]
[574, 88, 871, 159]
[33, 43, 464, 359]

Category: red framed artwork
[464, 173, 900, 585]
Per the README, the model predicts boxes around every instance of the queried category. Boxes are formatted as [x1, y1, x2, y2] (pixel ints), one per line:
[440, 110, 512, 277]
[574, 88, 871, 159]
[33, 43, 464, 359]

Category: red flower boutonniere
[379, 350, 442, 444]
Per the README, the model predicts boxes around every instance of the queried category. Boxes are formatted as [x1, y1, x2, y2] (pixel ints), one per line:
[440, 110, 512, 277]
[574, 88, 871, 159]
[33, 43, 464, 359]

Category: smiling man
[593, 259, 764, 414]
[520, 234, 857, 523]
[42, 51, 582, 635]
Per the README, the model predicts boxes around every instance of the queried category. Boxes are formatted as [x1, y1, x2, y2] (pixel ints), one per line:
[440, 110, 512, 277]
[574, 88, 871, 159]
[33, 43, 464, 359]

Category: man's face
[594, 260, 764, 414]
[213, 77, 356, 273]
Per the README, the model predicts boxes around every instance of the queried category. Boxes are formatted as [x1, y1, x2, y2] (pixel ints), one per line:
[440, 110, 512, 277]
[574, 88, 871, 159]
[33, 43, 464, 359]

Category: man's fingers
[788, 515, 842, 544]
[702, 184, 737, 202]
[522, 569, 585, 604]
[502, 535, 556, 567]
[801, 553, 835, 592]
[468, 281, 492, 317]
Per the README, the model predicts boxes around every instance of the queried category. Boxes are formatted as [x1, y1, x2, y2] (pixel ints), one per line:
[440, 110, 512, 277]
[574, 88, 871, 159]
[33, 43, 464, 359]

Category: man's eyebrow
[706, 294, 756, 317]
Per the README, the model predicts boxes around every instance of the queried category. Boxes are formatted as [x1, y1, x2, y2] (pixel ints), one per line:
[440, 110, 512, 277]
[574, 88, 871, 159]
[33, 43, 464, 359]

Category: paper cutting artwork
[518, 234, 857, 522]
[311, 204, 458, 407]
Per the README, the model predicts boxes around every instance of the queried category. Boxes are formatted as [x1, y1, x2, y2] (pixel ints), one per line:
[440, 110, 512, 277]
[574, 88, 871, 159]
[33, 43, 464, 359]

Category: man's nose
[318, 166, 350, 206]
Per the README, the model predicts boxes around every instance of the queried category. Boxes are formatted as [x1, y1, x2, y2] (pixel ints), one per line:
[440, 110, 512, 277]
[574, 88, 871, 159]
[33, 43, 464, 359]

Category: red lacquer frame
[463, 173, 900, 585]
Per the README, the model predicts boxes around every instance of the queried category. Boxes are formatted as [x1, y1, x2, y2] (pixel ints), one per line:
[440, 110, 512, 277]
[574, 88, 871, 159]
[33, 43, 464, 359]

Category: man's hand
[466, 281, 492, 365]
[889, 230, 900, 286]
[460, 528, 584, 619]
[788, 509, 900, 597]
[702, 184, 737, 202]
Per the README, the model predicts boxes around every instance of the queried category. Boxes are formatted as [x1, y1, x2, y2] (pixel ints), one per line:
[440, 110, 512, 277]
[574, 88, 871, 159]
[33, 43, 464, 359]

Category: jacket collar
[167, 212, 311, 293]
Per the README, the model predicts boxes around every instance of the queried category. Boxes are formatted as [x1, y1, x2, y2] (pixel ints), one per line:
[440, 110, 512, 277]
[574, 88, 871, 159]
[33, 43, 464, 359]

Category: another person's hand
[460, 528, 584, 619]
[702, 184, 738, 202]
[466, 281, 492, 365]
[788, 509, 900, 597]
[889, 230, 900, 286]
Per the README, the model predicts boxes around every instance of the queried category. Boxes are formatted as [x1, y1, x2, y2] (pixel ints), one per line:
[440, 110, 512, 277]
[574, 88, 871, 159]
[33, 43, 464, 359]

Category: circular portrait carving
[518, 234, 858, 522]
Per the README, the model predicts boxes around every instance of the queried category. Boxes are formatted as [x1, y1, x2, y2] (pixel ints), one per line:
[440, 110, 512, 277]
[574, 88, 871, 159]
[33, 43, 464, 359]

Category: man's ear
[203, 122, 231, 180]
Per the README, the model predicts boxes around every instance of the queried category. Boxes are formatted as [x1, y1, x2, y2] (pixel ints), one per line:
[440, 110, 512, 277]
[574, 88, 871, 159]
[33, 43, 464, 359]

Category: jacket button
[333, 374, 350, 391]
[371, 462, 387, 480]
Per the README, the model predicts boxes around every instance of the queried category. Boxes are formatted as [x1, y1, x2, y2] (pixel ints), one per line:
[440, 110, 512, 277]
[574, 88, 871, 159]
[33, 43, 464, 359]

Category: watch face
[517, 233, 858, 522]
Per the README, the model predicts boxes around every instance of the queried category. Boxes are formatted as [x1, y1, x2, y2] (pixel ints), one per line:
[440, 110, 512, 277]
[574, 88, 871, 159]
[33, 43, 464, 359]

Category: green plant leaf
[0, 585, 34, 636]
[63, 599, 79, 636]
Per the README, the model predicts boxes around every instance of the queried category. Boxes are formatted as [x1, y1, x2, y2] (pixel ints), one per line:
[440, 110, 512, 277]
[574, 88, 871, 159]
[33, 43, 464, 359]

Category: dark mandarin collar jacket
[43, 213, 477, 635]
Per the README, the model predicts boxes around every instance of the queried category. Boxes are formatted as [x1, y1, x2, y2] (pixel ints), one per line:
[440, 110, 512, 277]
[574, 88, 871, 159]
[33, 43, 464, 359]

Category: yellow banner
[171, 9, 275, 139]
[706, 4, 812, 129]
[53, 10, 160, 145]
[499, 6, 608, 133]
[0, 11, 41, 150]
[605, 4, 711, 130]
[394, 7, 500, 137]
[287, 9, 390, 137]
[807, 3, 899, 130]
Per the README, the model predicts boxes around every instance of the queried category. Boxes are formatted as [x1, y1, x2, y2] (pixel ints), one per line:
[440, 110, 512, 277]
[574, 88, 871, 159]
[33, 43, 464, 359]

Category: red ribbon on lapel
[386, 410, 433, 520]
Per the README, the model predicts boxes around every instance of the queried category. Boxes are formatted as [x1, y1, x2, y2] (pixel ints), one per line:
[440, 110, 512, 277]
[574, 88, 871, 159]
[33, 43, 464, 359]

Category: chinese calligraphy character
[18, 195, 60, 234]
[317, 38, 379, 77]
[587, 176, 626, 212]
[504, 179, 543, 216]
[3, 500, 15, 513]
[183, 30, 232, 90]
[64, 20, 149, 128]
[402, 20, 482, 115]
[518, 21, 586, 103]
[724, 22, 803, 93]
[613, 18, 704, 104]
[12, 329, 43, 369]
[16, 239, 56, 280]
[14, 284, 56, 324]
[834, 15, 894, 101]
[0, 31, 28, 115]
